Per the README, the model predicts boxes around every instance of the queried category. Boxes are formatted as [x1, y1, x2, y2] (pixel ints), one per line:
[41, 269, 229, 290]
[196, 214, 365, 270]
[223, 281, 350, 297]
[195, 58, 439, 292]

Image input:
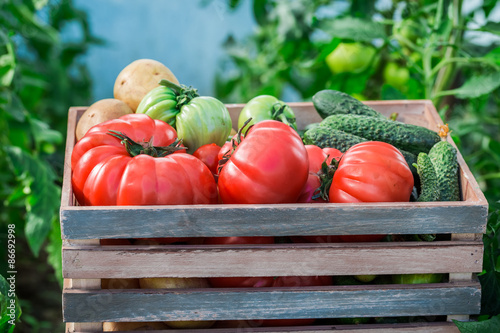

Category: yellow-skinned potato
[113, 59, 179, 111]
[76, 98, 133, 141]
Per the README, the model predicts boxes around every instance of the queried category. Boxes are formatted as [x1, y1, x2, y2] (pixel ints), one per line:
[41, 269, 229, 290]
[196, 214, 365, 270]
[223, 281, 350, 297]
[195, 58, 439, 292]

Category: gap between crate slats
[62, 241, 482, 279]
[69, 321, 460, 333]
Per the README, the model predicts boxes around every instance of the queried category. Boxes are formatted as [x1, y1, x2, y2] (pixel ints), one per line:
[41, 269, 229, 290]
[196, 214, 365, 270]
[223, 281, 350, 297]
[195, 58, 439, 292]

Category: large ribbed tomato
[71, 113, 218, 206]
[330, 141, 414, 203]
[218, 120, 309, 204]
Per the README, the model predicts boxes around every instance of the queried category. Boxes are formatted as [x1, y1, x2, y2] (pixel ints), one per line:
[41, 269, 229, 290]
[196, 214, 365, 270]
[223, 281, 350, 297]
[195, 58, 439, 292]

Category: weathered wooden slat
[63, 282, 480, 323]
[62, 241, 483, 278]
[60, 202, 487, 239]
[70, 321, 460, 333]
[66, 239, 103, 332]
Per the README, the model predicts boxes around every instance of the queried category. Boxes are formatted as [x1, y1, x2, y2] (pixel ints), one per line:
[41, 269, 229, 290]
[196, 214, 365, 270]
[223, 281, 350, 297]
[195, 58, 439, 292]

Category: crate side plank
[62, 241, 483, 279]
[70, 321, 460, 333]
[63, 282, 480, 322]
[60, 203, 487, 239]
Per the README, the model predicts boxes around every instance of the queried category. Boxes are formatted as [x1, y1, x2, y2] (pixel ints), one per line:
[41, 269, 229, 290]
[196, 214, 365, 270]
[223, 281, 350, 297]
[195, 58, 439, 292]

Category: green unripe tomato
[383, 62, 410, 92]
[392, 273, 443, 284]
[393, 19, 423, 46]
[237, 95, 297, 130]
[354, 274, 377, 283]
[325, 43, 377, 74]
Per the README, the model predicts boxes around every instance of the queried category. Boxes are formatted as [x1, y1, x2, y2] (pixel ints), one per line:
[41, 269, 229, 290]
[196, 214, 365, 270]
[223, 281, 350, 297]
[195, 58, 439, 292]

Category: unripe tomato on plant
[325, 42, 377, 74]
[383, 62, 410, 92]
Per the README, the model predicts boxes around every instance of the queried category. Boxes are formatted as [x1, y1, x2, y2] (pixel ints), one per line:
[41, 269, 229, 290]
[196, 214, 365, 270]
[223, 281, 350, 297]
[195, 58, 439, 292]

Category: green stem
[159, 79, 200, 109]
[108, 130, 186, 157]
[432, 0, 463, 106]
[272, 103, 297, 131]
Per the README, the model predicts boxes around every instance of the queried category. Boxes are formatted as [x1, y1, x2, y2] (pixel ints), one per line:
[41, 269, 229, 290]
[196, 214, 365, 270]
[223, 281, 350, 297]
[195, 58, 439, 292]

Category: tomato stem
[217, 118, 253, 174]
[108, 130, 186, 157]
[271, 103, 297, 131]
[313, 156, 340, 201]
[159, 79, 200, 109]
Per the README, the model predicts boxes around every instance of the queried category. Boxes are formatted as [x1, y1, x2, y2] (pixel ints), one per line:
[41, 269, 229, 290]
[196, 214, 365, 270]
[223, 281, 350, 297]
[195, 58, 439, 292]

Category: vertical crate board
[61, 101, 487, 332]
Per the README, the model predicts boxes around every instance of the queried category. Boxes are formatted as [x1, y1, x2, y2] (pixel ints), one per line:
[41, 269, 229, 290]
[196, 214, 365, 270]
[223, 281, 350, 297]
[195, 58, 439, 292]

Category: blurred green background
[1, 0, 499, 332]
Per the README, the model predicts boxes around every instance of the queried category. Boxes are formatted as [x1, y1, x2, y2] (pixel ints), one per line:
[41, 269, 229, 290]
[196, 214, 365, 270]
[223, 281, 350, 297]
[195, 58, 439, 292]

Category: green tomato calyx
[108, 130, 186, 157]
[313, 156, 340, 201]
[218, 118, 252, 174]
[159, 79, 200, 109]
[271, 102, 297, 130]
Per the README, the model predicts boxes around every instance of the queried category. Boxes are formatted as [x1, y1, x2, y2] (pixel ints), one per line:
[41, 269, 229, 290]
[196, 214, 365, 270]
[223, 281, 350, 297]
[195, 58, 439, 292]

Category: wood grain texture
[70, 321, 460, 332]
[63, 282, 480, 323]
[60, 202, 487, 240]
[62, 241, 483, 279]
[65, 239, 103, 332]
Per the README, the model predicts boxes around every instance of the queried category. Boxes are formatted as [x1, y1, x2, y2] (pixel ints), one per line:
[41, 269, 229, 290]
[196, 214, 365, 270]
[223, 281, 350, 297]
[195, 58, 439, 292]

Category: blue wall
[75, 0, 255, 102]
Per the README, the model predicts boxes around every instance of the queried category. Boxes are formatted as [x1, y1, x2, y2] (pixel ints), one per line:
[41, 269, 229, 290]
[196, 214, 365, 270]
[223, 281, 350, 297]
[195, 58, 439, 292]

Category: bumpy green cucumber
[320, 114, 441, 155]
[414, 152, 440, 202]
[302, 126, 367, 152]
[303, 125, 418, 175]
[312, 90, 384, 119]
[428, 141, 460, 201]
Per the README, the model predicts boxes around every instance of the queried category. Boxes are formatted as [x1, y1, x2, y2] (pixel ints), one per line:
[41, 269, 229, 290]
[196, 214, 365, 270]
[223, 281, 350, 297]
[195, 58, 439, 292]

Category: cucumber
[303, 125, 418, 175]
[428, 140, 460, 201]
[320, 114, 441, 155]
[302, 126, 367, 152]
[414, 152, 440, 202]
[312, 90, 384, 119]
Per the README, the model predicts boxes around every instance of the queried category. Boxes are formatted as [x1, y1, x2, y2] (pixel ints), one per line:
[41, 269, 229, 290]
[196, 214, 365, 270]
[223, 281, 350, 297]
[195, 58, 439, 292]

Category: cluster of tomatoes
[72, 113, 414, 207]
[73, 112, 419, 327]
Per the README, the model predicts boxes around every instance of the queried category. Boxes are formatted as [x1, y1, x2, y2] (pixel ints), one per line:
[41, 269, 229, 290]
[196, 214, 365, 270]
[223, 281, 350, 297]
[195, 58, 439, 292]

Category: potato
[76, 98, 133, 141]
[113, 58, 179, 111]
[103, 321, 169, 331]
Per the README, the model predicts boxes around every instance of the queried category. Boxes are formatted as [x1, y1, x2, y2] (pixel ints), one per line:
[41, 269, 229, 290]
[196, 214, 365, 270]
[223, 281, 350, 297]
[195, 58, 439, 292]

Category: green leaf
[484, 47, 500, 66]
[480, 21, 500, 36]
[381, 84, 407, 100]
[478, 211, 500, 315]
[0, 89, 25, 122]
[437, 71, 500, 99]
[46, 217, 63, 288]
[0, 31, 16, 87]
[253, 0, 269, 26]
[29, 118, 63, 146]
[33, 0, 49, 10]
[454, 315, 500, 333]
[319, 17, 387, 42]
[5, 146, 60, 256]
[0, 274, 21, 331]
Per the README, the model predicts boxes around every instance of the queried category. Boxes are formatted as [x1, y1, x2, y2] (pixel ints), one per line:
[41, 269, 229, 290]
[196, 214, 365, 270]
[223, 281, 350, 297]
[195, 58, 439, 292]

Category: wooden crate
[61, 100, 488, 333]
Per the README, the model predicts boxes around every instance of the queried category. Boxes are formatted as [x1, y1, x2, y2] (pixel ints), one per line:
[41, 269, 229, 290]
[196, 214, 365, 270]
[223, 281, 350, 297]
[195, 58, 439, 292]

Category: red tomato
[304, 145, 342, 173]
[249, 275, 332, 327]
[297, 145, 341, 203]
[295, 234, 385, 243]
[329, 141, 414, 203]
[209, 276, 275, 288]
[204, 237, 275, 245]
[296, 173, 326, 203]
[206, 236, 275, 288]
[218, 120, 309, 204]
[71, 114, 218, 206]
[193, 143, 221, 175]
